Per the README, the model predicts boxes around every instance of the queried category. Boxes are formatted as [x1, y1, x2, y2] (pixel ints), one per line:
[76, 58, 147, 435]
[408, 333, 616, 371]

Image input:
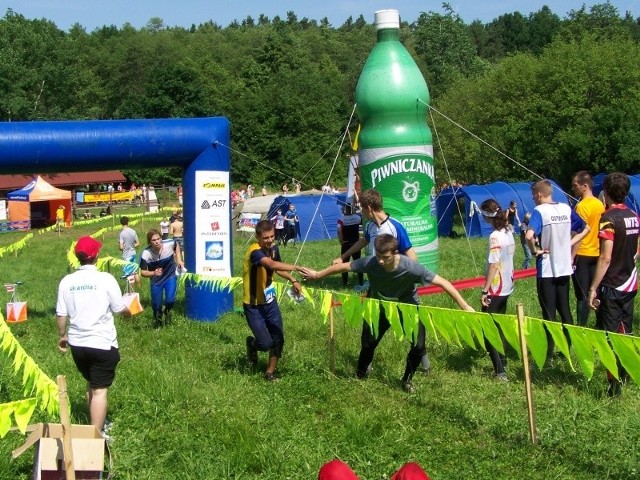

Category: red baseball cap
[318, 460, 359, 480]
[75, 236, 102, 259]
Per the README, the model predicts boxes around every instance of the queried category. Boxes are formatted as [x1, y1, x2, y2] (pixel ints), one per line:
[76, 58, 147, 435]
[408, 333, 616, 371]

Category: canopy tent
[436, 180, 570, 238]
[6, 176, 72, 229]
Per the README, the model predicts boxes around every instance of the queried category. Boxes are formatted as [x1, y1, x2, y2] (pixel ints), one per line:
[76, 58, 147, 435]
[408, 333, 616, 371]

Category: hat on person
[391, 462, 430, 480]
[75, 236, 102, 260]
[318, 459, 359, 480]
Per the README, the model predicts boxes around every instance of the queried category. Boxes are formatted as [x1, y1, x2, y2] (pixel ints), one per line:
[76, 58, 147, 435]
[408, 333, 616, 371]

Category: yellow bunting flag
[397, 304, 419, 343]
[566, 325, 595, 380]
[362, 298, 380, 338]
[380, 301, 403, 340]
[524, 317, 548, 370]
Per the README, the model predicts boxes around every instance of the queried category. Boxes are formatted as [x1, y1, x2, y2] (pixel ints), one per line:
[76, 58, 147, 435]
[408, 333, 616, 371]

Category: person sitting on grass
[301, 234, 474, 393]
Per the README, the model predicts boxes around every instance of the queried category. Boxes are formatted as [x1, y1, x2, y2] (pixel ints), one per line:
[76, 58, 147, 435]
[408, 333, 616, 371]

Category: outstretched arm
[301, 262, 352, 280]
[431, 274, 474, 311]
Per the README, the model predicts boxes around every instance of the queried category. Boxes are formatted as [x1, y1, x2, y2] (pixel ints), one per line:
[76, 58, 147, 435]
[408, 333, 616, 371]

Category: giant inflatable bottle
[355, 9, 437, 271]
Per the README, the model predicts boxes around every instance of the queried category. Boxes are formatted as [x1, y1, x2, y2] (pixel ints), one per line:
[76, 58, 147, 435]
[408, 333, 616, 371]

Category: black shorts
[596, 286, 636, 334]
[70, 345, 120, 389]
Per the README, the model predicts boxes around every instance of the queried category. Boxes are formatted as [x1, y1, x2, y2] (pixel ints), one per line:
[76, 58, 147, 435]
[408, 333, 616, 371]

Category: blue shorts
[243, 301, 284, 356]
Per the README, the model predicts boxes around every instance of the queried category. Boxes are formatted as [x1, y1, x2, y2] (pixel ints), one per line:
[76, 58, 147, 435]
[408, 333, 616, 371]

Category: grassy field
[1, 219, 640, 479]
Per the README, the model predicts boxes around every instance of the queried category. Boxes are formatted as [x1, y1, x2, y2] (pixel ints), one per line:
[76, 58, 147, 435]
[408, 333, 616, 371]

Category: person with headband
[480, 199, 515, 381]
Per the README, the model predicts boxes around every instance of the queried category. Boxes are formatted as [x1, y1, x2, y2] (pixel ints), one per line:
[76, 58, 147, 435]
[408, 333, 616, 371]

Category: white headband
[481, 209, 499, 218]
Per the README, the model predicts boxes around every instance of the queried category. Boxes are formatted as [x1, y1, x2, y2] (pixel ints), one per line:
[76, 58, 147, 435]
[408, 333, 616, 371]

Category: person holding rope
[303, 234, 474, 393]
[243, 219, 305, 381]
[480, 199, 515, 381]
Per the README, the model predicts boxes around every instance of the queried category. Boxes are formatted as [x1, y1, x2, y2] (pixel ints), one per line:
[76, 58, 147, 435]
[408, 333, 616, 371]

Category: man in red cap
[56, 236, 131, 438]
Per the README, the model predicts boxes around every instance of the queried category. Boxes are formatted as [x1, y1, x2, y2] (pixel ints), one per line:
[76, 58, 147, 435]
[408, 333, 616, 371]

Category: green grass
[1, 227, 640, 479]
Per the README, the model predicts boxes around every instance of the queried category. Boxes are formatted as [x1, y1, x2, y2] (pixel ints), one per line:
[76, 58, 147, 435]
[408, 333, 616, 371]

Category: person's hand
[481, 293, 491, 307]
[292, 280, 302, 294]
[155, 268, 163, 276]
[59, 336, 68, 353]
[462, 304, 475, 312]
[588, 289, 600, 310]
[534, 248, 549, 257]
[331, 257, 344, 266]
[299, 267, 318, 280]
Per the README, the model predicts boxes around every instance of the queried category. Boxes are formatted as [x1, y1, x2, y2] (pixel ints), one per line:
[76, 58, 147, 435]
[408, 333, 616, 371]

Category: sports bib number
[263, 284, 276, 304]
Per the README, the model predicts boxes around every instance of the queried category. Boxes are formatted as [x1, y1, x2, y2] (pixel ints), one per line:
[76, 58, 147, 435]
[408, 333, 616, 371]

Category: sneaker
[402, 380, 416, 394]
[495, 372, 509, 382]
[366, 363, 373, 375]
[100, 431, 113, 443]
[101, 420, 113, 434]
[246, 336, 258, 366]
[264, 371, 277, 382]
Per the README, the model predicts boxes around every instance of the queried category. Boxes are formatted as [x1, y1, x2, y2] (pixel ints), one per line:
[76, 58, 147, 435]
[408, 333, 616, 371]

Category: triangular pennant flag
[426, 306, 461, 347]
[397, 303, 419, 343]
[362, 298, 380, 338]
[566, 325, 595, 380]
[584, 329, 618, 379]
[319, 290, 333, 324]
[341, 294, 364, 328]
[608, 334, 640, 384]
[492, 314, 522, 358]
[418, 306, 439, 344]
[543, 321, 574, 370]
[12, 397, 37, 433]
[453, 314, 478, 349]
[0, 403, 11, 438]
[474, 312, 504, 354]
[524, 317, 548, 371]
[380, 301, 403, 340]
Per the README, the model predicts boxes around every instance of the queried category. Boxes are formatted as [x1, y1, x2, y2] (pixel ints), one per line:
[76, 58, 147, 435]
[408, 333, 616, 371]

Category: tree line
[1, 2, 639, 190]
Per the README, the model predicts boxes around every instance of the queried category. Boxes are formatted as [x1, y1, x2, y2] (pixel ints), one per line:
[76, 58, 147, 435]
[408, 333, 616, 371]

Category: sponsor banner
[195, 171, 231, 277]
[237, 213, 261, 232]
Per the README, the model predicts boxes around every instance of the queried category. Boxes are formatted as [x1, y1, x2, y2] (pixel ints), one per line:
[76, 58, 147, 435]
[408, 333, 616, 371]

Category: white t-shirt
[486, 228, 515, 296]
[56, 265, 126, 350]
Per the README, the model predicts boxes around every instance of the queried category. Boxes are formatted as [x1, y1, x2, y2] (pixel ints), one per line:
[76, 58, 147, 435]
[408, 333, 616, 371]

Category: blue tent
[593, 173, 640, 213]
[267, 193, 347, 241]
[436, 180, 570, 238]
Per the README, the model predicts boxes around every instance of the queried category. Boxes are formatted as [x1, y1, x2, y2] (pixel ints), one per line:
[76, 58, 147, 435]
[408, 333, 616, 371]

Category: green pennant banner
[524, 317, 548, 371]
[566, 325, 595, 380]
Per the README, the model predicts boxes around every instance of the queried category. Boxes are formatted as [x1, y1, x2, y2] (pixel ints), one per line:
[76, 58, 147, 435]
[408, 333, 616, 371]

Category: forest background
[2, 2, 640, 190]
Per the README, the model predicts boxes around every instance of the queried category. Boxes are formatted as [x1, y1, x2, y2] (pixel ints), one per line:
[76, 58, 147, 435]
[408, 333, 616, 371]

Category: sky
[0, 0, 638, 31]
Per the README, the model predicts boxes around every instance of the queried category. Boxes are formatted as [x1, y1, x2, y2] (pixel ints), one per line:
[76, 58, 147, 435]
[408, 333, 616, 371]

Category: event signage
[194, 171, 231, 277]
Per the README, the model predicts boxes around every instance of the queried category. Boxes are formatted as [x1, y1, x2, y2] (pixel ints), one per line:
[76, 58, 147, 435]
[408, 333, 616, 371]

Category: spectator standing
[243, 220, 304, 381]
[56, 205, 66, 228]
[118, 216, 140, 262]
[159, 217, 170, 240]
[169, 211, 184, 251]
[140, 229, 184, 328]
[270, 209, 286, 246]
[525, 179, 588, 361]
[571, 171, 605, 327]
[479, 199, 515, 381]
[56, 236, 131, 435]
[589, 172, 639, 396]
[284, 204, 299, 246]
[337, 203, 364, 288]
[505, 200, 520, 233]
[520, 212, 533, 269]
[282, 183, 289, 196]
[262, 185, 268, 196]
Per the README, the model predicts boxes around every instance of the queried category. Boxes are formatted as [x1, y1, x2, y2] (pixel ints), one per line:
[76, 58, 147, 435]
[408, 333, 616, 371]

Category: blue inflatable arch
[0, 117, 232, 321]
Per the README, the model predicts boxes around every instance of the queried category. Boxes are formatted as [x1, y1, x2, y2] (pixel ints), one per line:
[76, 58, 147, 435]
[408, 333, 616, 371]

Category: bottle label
[360, 145, 438, 272]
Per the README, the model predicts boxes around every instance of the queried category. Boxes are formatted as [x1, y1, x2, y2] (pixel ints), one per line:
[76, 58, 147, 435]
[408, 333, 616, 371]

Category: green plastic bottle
[355, 9, 437, 271]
